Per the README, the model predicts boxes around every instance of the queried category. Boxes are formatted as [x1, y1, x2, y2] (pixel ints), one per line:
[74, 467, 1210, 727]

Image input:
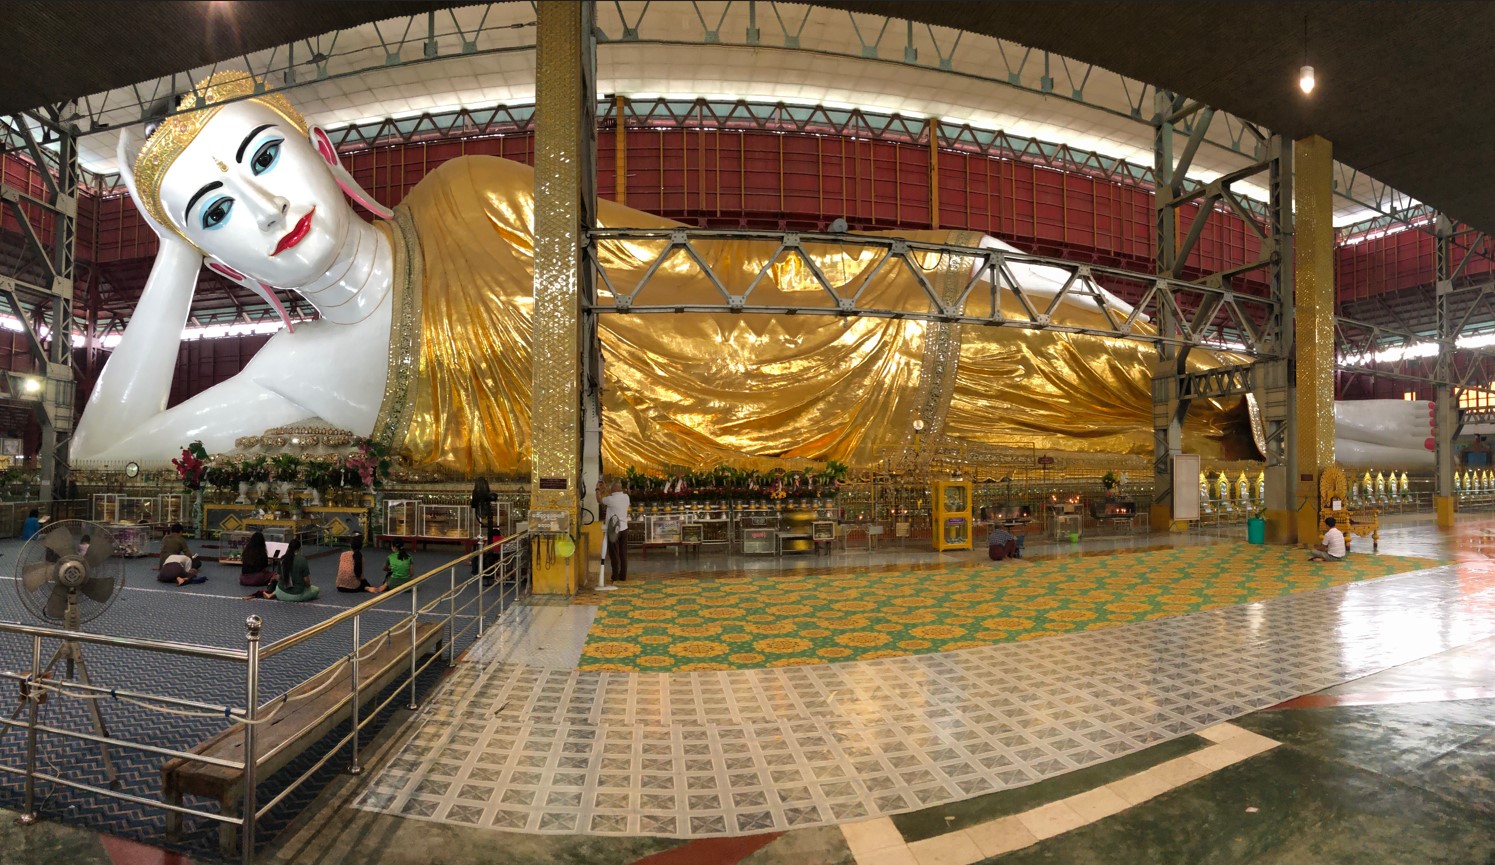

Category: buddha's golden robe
[370, 156, 1252, 474]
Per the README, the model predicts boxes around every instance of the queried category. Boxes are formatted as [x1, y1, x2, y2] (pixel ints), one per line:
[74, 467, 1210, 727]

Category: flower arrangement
[342, 437, 392, 488]
[622, 463, 847, 503]
[172, 441, 209, 490]
[269, 453, 304, 483]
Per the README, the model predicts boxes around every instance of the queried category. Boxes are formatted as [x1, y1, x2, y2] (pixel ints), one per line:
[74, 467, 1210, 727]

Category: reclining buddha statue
[71, 72, 1435, 473]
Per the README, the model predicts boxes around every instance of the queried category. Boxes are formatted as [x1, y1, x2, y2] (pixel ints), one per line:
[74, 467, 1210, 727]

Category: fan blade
[80, 575, 114, 603]
[21, 561, 56, 592]
[83, 534, 115, 569]
[43, 526, 75, 560]
[44, 584, 68, 620]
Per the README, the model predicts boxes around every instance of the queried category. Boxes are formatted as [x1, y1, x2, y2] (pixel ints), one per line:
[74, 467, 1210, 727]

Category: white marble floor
[354, 544, 1494, 838]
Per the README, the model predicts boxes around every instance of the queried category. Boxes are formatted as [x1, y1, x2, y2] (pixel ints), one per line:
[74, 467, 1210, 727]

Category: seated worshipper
[19, 509, 43, 541]
[272, 539, 319, 602]
[158, 554, 206, 585]
[78, 534, 90, 557]
[1309, 516, 1347, 562]
[238, 531, 276, 587]
[383, 540, 414, 591]
[158, 523, 191, 570]
[987, 524, 1022, 561]
[336, 535, 379, 593]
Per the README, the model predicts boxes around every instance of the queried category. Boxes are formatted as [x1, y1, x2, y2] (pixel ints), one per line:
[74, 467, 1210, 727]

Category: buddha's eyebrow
[184, 181, 223, 220]
[236, 123, 275, 162]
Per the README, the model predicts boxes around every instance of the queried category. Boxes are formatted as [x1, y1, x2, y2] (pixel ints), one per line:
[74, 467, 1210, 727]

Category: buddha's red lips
[273, 208, 315, 256]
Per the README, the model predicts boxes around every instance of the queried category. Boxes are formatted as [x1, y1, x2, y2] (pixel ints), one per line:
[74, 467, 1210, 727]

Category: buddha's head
[125, 72, 385, 289]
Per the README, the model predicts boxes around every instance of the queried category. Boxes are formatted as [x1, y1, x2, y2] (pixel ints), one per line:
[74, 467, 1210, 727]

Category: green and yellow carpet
[579, 545, 1437, 672]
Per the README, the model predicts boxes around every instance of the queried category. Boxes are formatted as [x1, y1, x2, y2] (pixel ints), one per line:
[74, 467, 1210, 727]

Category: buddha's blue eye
[201, 196, 234, 231]
[251, 139, 282, 176]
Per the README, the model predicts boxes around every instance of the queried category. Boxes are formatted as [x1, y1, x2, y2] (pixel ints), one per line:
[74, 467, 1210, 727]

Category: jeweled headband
[132, 71, 309, 235]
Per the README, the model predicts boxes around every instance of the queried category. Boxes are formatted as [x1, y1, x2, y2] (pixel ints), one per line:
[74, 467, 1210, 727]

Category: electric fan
[10, 520, 125, 786]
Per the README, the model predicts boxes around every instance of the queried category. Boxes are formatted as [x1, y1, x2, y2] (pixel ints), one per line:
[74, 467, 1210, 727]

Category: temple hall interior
[0, 3, 1490, 864]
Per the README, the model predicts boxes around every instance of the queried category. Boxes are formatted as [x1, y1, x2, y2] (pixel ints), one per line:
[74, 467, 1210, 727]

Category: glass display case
[218, 530, 251, 564]
[418, 503, 474, 539]
[385, 500, 417, 536]
[684, 506, 730, 546]
[645, 514, 684, 544]
[92, 493, 120, 524]
[105, 524, 152, 557]
[159, 493, 187, 526]
[117, 496, 158, 525]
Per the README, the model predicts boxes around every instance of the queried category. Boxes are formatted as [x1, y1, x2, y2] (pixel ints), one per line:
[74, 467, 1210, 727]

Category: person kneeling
[1308, 517, 1347, 562]
[987, 525, 1022, 561]
[158, 554, 206, 586]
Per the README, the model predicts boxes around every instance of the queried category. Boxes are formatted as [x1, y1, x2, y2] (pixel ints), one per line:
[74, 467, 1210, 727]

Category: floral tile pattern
[356, 559, 1495, 838]
[578, 545, 1438, 671]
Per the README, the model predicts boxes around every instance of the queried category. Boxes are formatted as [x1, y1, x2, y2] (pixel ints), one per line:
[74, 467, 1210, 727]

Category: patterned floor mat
[579, 545, 1438, 671]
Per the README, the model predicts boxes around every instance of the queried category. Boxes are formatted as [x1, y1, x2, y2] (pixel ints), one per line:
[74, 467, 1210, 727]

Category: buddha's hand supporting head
[125, 72, 390, 293]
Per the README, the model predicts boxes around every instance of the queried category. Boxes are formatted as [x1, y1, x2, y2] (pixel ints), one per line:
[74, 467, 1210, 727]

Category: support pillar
[1257, 135, 1297, 543]
[1150, 91, 1187, 532]
[927, 118, 940, 230]
[613, 94, 628, 206]
[530, 0, 598, 595]
[1434, 216, 1459, 528]
[1292, 135, 1336, 543]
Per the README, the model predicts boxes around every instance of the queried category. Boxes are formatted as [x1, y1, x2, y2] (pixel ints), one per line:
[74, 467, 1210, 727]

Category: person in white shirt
[598, 480, 632, 582]
[1309, 517, 1347, 562]
[158, 553, 205, 585]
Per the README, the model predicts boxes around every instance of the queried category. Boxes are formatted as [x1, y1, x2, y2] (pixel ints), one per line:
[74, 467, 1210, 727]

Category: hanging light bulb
[1298, 15, 1315, 96]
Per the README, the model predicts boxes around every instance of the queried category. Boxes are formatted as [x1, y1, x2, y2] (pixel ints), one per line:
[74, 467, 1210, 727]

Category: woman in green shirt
[383, 540, 414, 591]
[272, 539, 321, 603]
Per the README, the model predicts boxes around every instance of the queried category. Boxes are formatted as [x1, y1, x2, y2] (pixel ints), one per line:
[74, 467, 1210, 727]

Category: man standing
[1308, 516, 1347, 562]
[598, 480, 632, 582]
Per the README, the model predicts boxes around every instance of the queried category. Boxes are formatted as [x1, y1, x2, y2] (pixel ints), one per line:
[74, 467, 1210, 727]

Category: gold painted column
[1293, 135, 1336, 543]
[614, 94, 628, 206]
[927, 118, 940, 229]
[531, 0, 598, 595]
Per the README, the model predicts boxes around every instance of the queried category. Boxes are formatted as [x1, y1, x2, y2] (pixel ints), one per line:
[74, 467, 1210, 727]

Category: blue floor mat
[0, 537, 525, 858]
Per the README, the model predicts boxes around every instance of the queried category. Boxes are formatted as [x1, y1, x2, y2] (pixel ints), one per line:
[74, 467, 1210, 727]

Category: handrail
[259, 531, 531, 659]
[0, 619, 248, 661]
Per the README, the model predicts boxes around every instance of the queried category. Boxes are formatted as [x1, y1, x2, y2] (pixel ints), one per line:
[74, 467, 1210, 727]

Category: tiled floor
[353, 517, 1494, 839]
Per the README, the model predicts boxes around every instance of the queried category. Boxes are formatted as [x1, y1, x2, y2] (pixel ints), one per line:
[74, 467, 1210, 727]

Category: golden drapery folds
[381, 155, 1254, 475]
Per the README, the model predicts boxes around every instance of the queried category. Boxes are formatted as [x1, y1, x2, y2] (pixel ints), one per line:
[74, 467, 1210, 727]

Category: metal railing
[0, 530, 533, 864]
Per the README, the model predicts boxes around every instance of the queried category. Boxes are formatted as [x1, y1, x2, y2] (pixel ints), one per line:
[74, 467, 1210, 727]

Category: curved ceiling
[828, 1, 1495, 234]
[4, 1, 1492, 234]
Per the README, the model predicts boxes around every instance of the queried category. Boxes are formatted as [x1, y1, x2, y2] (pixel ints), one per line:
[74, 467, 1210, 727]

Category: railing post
[447, 566, 456, 666]
[477, 546, 487, 637]
[17, 634, 42, 826]
[348, 614, 363, 775]
[242, 615, 263, 865]
[407, 585, 420, 711]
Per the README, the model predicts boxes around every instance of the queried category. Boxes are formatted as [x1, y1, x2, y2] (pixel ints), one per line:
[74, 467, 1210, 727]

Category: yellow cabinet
[932, 480, 973, 551]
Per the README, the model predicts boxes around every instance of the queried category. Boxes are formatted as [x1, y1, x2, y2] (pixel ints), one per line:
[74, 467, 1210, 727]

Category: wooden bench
[163, 620, 444, 857]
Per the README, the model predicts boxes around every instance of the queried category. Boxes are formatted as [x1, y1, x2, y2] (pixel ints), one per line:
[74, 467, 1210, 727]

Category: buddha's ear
[308, 126, 393, 220]
[204, 260, 296, 334]
[118, 127, 182, 239]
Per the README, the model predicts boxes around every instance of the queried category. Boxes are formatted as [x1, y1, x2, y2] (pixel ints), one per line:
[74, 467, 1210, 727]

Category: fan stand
[10, 591, 119, 790]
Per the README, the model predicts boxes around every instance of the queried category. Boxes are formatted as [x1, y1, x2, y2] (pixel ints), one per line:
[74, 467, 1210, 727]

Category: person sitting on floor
[158, 553, 206, 585]
[987, 524, 1022, 561]
[158, 523, 191, 570]
[271, 539, 320, 602]
[19, 509, 43, 541]
[336, 534, 380, 593]
[383, 540, 414, 592]
[78, 534, 90, 557]
[238, 531, 276, 587]
[1309, 516, 1347, 562]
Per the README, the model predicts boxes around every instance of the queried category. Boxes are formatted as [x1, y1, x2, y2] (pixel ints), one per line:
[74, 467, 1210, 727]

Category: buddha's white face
[156, 101, 354, 287]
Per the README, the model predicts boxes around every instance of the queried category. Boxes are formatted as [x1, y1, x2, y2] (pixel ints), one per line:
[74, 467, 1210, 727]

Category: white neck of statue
[287, 217, 393, 325]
